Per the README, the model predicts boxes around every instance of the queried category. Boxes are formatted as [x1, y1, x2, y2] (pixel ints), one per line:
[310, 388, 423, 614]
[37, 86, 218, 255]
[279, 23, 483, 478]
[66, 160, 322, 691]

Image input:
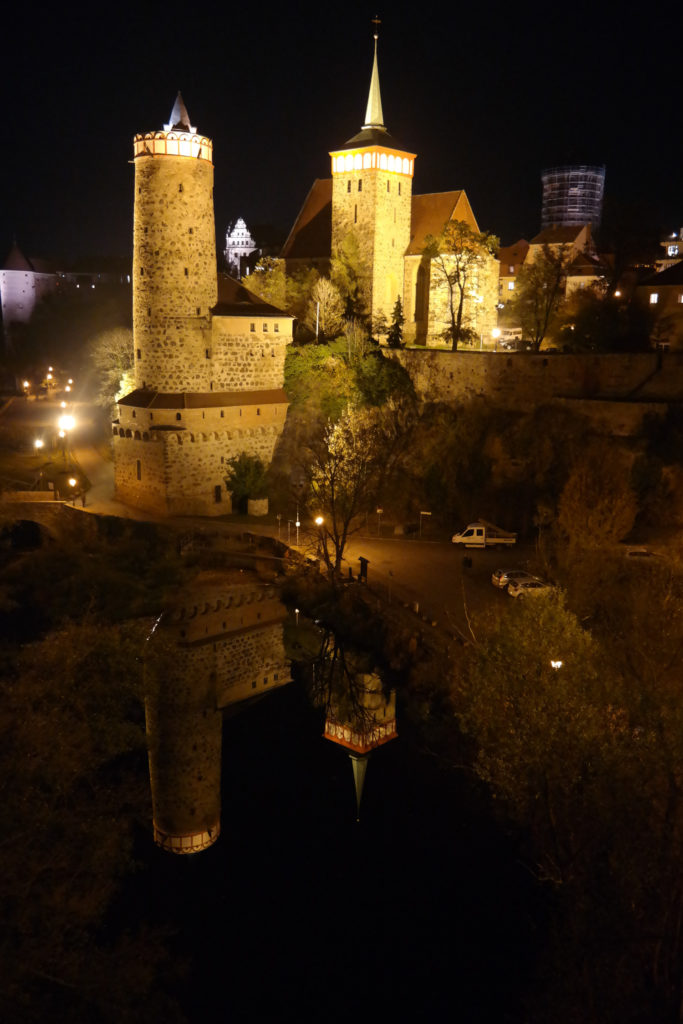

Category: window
[274, 323, 279, 332]
[358, 180, 362, 192]
[257, 408, 260, 415]
[347, 180, 351, 193]
[178, 184, 183, 193]
[263, 323, 268, 332]
[220, 410, 224, 417]
[650, 293, 659, 305]
[398, 183, 401, 195]
[150, 413, 153, 420]
[188, 227, 193, 234]
[176, 412, 182, 421]
[508, 282, 515, 291]
[136, 460, 141, 481]
[668, 244, 679, 256]
[132, 410, 136, 418]
[678, 294, 683, 304]
[140, 267, 144, 276]
[387, 181, 390, 193]
[184, 267, 188, 277]
[354, 204, 357, 224]
[196, 306, 200, 315]
[147, 307, 151, 316]
[250, 323, 255, 332]
[205, 349, 210, 358]
[509, 265, 514, 273]
[136, 348, 141, 359]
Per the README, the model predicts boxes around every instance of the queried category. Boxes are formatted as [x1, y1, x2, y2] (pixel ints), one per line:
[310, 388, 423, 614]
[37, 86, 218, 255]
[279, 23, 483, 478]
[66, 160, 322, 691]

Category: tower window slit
[184, 268, 188, 277]
[358, 180, 362, 192]
[354, 204, 357, 224]
[347, 180, 351, 193]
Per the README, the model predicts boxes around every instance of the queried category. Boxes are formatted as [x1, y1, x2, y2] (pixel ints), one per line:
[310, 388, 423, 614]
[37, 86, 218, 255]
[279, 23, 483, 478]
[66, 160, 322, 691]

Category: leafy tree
[557, 442, 638, 552]
[386, 296, 405, 349]
[507, 243, 572, 350]
[424, 220, 499, 351]
[331, 232, 368, 318]
[89, 326, 134, 409]
[225, 452, 268, 511]
[343, 317, 371, 363]
[242, 256, 286, 309]
[307, 406, 404, 575]
[559, 283, 653, 352]
[306, 276, 344, 341]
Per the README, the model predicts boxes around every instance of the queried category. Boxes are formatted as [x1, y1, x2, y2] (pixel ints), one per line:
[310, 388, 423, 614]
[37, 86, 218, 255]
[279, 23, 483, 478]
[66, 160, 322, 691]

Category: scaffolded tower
[541, 165, 606, 229]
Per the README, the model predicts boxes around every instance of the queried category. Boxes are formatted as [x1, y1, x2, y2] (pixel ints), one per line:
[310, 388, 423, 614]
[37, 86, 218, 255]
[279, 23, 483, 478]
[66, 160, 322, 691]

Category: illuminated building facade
[282, 33, 499, 346]
[225, 217, 258, 276]
[541, 165, 605, 229]
[113, 95, 292, 516]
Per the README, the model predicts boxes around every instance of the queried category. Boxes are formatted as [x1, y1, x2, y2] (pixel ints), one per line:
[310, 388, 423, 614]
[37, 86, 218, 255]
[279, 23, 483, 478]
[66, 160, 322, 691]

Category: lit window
[678, 294, 683, 304]
[650, 293, 659, 305]
[509, 265, 514, 273]
[508, 282, 515, 291]
[668, 245, 679, 256]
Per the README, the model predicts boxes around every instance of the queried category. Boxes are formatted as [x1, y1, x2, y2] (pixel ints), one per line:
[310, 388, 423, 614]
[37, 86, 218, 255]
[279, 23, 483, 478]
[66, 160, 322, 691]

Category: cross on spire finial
[371, 14, 381, 40]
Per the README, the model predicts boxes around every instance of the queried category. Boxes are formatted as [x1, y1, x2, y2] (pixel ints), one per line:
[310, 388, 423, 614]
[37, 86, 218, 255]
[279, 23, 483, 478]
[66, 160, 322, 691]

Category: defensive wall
[391, 350, 683, 423]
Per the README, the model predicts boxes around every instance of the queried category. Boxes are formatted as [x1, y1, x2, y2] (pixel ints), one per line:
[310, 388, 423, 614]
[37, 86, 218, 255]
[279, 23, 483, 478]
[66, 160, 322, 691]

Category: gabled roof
[640, 260, 683, 287]
[3, 242, 34, 272]
[567, 251, 605, 276]
[498, 240, 529, 270]
[281, 179, 332, 259]
[529, 225, 589, 246]
[406, 191, 479, 255]
[119, 388, 288, 410]
[212, 274, 293, 318]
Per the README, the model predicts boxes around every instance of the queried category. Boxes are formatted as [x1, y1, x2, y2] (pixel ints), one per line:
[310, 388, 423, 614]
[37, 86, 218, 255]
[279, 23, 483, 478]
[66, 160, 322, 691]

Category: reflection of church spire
[323, 672, 397, 820]
[363, 18, 384, 131]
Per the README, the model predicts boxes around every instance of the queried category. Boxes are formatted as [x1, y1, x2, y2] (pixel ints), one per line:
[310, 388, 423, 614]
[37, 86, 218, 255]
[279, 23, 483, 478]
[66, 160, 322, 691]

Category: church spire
[363, 17, 384, 130]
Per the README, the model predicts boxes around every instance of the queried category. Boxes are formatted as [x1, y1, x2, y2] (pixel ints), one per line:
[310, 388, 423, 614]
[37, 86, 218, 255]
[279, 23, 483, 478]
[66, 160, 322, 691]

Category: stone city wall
[210, 321, 289, 391]
[392, 349, 683, 414]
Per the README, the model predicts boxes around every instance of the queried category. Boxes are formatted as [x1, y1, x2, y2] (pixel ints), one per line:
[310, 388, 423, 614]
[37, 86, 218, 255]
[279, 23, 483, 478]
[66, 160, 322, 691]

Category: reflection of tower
[324, 672, 397, 819]
[329, 27, 415, 323]
[145, 573, 291, 853]
[541, 165, 605, 229]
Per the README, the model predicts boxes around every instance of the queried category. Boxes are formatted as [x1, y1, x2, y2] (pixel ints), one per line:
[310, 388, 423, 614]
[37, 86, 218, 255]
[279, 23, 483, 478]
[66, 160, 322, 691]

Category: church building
[113, 96, 292, 516]
[282, 32, 499, 346]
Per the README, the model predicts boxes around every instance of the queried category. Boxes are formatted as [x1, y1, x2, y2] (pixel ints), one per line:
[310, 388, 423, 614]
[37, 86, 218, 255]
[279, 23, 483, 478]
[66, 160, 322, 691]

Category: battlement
[133, 130, 212, 163]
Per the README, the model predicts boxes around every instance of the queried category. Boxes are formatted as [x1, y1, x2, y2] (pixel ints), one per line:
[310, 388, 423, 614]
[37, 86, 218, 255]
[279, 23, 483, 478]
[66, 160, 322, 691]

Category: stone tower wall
[133, 146, 217, 391]
[210, 318, 289, 391]
[331, 164, 412, 322]
[113, 422, 283, 516]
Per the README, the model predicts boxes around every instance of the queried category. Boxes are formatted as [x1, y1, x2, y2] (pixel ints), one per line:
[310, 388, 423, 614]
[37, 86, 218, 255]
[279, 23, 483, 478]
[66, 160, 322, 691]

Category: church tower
[329, 23, 416, 325]
[132, 94, 216, 391]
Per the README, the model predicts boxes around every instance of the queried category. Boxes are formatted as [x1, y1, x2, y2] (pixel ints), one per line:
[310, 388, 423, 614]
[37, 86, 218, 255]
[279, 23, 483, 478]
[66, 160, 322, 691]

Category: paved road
[2, 396, 542, 632]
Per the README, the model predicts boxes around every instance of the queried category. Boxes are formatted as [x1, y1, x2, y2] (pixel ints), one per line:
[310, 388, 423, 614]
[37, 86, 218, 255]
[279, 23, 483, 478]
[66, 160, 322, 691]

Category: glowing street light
[34, 438, 44, 451]
[58, 414, 75, 432]
[550, 660, 563, 670]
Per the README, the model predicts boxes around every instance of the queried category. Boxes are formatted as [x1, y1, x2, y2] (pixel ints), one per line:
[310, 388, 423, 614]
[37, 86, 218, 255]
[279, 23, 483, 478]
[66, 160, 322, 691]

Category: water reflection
[145, 571, 397, 852]
[145, 570, 291, 854]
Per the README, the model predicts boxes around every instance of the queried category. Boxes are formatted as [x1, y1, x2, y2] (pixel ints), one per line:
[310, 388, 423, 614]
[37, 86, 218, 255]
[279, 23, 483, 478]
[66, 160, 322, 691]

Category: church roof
[281, 179, 332, 259]
[119, 388, 288, 410]
[406, 191, 480, 254]
[339, 34, 408, 151]
[529, 225, 589, 246]
[498, 240, 529, 270]
[212, 274, 294, 318]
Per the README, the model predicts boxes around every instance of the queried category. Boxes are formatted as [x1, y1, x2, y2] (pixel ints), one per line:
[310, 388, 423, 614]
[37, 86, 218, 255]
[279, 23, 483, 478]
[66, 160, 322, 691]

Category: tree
[307, 406, 402, 576]
[386, 297, 405, 349]
[331, 232, 368, 318]
[89, 327, 134, 409]
[343, 317, 371, 363]
[558, 283, 653, 352]
[557, 442, 638, 552]
[306, 277, 345, 341]
[424, 220, 499, 351]
[507, 243, 572, 350]
[242, 256, 286, 309]
[225, 452, 267, 512]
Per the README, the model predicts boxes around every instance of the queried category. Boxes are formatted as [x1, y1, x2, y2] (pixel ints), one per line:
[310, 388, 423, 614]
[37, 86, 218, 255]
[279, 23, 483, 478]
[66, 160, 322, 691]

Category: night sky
[5, 2, 681, 266]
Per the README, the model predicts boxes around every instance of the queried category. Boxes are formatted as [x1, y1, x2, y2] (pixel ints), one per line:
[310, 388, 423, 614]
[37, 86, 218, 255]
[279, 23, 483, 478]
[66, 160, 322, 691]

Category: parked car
[452, 521, 517, 548]
[491, 569, 538, 590]
[507, 579, 554, 599]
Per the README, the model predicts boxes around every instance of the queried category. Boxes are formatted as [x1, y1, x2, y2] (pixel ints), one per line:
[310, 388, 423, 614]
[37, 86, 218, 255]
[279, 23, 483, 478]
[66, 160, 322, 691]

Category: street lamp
[419, 510, 431, 538]
[550, 660, 563, 670]
[295, 507, 301, 546]
[491, 327, 501, 351]
[376, 507, 383, 536]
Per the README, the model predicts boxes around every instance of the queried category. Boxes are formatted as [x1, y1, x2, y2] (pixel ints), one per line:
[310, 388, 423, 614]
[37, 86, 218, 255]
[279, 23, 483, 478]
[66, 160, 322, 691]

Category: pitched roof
[498, 240, 529, 270]
[280, 179, 332, 259]
[640, 260, 683, 287]
[119, 388, 288, 410]
[212, 274, 293, 318]
[3, 242, 34, 271]
[529, 225, 589, 246]
[406, 191, 479, 254]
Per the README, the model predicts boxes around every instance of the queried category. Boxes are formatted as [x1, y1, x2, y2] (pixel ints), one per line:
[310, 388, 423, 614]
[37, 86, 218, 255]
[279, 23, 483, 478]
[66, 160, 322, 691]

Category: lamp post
[295, 507, 300, 547]
[314, 515, 324, 563]
[491, 327, 501, 351]
[376, 507, 383, 536]
[419, 510, 431, 538]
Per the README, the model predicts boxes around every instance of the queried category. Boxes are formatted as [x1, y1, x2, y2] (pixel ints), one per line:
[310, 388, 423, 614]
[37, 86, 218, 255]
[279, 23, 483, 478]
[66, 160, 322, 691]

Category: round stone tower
[132, 94, 217, 391]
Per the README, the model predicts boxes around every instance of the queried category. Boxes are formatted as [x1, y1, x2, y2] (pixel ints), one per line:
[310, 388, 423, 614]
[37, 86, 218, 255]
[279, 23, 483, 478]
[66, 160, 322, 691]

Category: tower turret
[132, 94, 217, 391]
[329, 25, 415, 325]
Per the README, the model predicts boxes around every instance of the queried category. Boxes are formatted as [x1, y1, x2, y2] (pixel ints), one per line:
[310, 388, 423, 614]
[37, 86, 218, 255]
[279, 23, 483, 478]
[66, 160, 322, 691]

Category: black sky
[5, 2, 680, 265]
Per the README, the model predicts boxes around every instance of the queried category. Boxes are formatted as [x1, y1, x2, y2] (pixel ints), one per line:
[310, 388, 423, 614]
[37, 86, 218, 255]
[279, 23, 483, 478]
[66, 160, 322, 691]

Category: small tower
[329, 22, 416, 325]
[133, 94, 216, 391]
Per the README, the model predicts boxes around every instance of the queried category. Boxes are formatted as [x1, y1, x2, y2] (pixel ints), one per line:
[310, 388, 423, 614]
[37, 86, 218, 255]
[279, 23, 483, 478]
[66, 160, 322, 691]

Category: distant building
[655, 227, 683, 273]
[0, 242, 57, 342]
[637, 261, 683, 349]
[541, 165, 605, 229]
[497, 239, 529, 304]
[224, 217, 258, 277]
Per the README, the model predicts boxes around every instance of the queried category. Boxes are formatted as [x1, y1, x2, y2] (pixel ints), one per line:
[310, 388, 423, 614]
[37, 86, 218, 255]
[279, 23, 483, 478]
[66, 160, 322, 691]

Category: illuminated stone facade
[145, 574, 291, 854]
[283, 37, 500, 347]
[114, 95, 292, 516]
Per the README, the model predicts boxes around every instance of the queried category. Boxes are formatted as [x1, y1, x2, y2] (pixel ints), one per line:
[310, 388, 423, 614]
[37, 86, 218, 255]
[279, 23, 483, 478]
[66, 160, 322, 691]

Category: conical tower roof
[164, 92, 196, 133]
